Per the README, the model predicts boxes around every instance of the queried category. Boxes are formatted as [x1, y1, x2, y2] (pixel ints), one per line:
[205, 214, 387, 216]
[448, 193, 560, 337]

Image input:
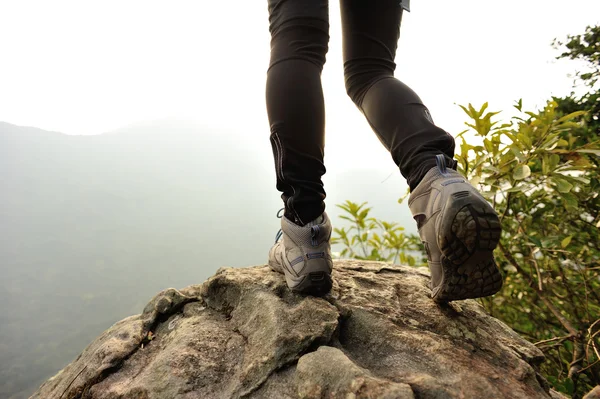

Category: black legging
[267, 0, 455, 226]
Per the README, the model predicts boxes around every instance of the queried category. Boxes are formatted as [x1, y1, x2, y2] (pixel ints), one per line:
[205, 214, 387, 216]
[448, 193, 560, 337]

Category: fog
[0, 121, 414, 398]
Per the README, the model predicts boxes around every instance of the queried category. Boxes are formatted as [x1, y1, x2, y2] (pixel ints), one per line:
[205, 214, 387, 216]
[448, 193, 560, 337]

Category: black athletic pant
[267, 0, 456, 226]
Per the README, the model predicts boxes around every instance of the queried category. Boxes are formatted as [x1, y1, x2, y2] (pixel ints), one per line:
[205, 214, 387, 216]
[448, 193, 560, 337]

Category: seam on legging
[270, 133, 285, 183]
[273, 132, 303, 225]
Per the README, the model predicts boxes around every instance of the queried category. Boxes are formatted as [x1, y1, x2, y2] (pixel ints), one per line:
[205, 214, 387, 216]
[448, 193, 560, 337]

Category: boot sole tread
[435, 199, 503, 302]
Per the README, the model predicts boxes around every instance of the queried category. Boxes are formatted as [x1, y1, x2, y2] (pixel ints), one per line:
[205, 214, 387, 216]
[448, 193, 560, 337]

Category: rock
[231, 290, 338, 396]
[32, 288, 195, 399]
[297, 346, 414, 399]
[584, 386, 600, 399]
[32, 260, 555, 399]
[549, 389, 570, 398]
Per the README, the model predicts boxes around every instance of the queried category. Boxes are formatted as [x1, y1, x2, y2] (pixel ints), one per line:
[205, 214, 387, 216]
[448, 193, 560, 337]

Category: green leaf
[564, 378, 575, 395]
[556, 110, 587, 123]
[479, 102, 489, 116]
[483, 138, 494, 153]
[554, 121, 580, 130]
[561, 236, 572, 248]
[576, 149, 600, 156]
[551, 177, 574, 193]
[518, 131, 533, 148]
[529, 236, 543, 248]
[339, 215, 354, 223]
[459, 104, 472, 118]
[542, 156, 550, 175]
[548, 154, 560, 170]
[469, 103, 478, 118]
[513, 164, 531, 180]
[560, 192, 578, 212]
[514, 99, 523, 111]
[504, 131, 518, 143]
[334, 228, 347, 239]
[510, 145, 526, 162]
[507, 185, 523, 193]
[358, 208, 371, 220]
[568, 175, 590, 184]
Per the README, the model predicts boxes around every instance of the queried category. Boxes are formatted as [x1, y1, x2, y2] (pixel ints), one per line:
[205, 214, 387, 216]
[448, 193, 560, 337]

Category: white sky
[1, 0, 599, 171]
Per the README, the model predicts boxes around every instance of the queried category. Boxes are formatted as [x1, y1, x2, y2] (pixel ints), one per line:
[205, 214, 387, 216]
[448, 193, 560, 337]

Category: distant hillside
[0, 121, 414, 399]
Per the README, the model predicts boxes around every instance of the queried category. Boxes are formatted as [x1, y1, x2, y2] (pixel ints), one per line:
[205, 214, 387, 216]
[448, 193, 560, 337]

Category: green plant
[456, 99, 599, 397]
[330, 200, 423, 266]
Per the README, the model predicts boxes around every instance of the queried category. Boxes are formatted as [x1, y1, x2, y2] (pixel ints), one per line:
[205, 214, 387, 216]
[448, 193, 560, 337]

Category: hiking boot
[408, 154, 503, 302]
[269, 210, 333, 296]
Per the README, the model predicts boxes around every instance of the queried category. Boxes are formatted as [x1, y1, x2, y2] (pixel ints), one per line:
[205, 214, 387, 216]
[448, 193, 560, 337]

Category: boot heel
[292, 272, 333, 296]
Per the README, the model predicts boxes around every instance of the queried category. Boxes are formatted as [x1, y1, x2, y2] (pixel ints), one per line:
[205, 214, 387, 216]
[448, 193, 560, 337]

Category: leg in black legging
[266, 0, 329, 226]
[340, 0, 456, 190]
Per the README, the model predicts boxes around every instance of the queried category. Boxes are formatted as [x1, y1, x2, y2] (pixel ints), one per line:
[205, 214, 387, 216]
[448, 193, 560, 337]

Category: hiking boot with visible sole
[269, 210, 333, 296]
[408, 155, 503, 302]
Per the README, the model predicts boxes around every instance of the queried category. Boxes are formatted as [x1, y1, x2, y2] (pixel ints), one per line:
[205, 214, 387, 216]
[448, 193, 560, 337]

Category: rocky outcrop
[33, 260, 558, 399]
[584, 386, 600, 399]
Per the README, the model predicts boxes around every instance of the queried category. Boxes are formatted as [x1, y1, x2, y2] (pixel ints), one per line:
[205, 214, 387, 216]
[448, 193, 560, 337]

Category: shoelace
[274, 208, 284, 243]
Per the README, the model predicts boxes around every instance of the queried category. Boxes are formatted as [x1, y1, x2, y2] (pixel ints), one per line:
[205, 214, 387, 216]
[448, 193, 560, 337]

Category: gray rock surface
[584, 386, 600, 399]
[32, 260, 557, 399]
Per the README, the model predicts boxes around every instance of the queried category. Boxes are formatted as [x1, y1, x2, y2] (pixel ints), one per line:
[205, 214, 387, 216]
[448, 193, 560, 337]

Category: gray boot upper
[269, 211, 333, 295]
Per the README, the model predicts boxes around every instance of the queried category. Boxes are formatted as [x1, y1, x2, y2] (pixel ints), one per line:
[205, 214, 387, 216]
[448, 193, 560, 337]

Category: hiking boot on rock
[269, 210, 333, 296]
[408, 154, 503, 302]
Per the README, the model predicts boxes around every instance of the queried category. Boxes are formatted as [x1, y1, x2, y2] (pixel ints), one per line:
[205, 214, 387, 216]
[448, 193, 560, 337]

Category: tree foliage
[457, 99, 599, 398]
[333, 25, 600, 398]
[553, 25, 600, 88]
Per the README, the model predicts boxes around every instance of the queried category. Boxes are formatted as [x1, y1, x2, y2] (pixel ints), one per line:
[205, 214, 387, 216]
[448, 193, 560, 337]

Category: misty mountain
[0, 121, 414, 398]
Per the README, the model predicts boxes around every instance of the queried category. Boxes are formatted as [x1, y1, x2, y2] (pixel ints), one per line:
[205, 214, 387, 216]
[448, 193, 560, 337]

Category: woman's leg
[266, 0, 329, 226]
[266, 0, 334, 296]
[340, 0, 456, 190]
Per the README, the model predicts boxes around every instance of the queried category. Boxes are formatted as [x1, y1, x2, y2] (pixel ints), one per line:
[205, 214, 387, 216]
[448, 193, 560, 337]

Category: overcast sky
[1, 0, 599, 171]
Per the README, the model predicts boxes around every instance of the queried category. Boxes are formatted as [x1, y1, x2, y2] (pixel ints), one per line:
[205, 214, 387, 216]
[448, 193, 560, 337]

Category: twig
[541, 249, 571, 254]
[500, 192, 512, 222]
[577, 359, 600, 374]
[530, 248, 543, 291]
[568, 337, 585, 382]
[534, 335, 573, 346]
[589, 319, 600, 361]
[539, 342, 571, 352]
